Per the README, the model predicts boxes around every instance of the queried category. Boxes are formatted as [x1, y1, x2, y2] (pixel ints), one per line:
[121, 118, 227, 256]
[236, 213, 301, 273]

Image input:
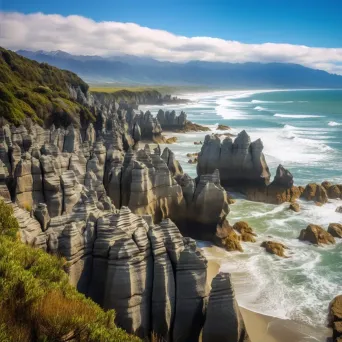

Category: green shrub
[0, 47, 92, 127]
[0, 199, 140, 342]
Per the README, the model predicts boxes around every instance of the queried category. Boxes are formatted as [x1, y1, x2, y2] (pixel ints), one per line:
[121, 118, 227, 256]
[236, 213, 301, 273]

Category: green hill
[0, 47, 95, 127]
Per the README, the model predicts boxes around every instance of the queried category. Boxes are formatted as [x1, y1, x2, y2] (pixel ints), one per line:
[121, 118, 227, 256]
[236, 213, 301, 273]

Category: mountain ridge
[16, 49, 342, 88]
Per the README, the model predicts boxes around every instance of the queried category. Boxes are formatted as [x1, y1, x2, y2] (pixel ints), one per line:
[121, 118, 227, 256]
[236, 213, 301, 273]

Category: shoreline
[204, 246, 332, 342]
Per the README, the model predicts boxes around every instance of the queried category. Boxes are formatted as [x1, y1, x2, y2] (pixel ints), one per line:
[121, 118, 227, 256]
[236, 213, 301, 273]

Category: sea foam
[274, 114, 325, 118]
[328, 121, 341, 126]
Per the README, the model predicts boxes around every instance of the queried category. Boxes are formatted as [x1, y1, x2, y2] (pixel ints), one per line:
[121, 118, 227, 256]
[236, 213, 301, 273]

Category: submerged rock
[261, 241, 288, 258]
[289, 201, 300, 212]
[299, 224, 335, 245]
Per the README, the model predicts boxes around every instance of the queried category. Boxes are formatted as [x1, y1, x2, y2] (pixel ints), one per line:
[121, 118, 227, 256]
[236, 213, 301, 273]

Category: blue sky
[2, 0, 342, 47]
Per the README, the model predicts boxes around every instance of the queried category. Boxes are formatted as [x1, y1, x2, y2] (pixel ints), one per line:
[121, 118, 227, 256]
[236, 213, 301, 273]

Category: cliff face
[0, 90, 251, 340]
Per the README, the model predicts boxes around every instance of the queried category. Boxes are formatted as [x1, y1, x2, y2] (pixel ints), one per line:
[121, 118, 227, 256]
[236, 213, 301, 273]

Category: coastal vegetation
[0, 47, 94, 127]
[0, 199, 140, 342]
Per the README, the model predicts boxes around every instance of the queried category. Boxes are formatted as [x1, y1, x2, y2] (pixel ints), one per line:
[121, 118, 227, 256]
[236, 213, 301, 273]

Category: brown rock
[186, 153, 198, 158]
[233, 221, 256, 242]
[301, 183, 328, 204]
[321, 181, 332, 190]
[261, 241, 288, 258]
[216, 220, 243, 252]
[175, 121, 210, 133]
[328, 223, 342, 238]
[165, 136, 178, 144]
[298, 224, 335, 245]
[216, 124, 231, 131]
[329, 295, 342, 325]
[289, 202, 300, 212]
[328, 185, 342, 199]
[194, 141, 203, 145]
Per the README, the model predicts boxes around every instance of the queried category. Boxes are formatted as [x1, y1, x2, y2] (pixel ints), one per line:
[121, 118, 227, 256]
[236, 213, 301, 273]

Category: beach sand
[204, 246, 332, 342]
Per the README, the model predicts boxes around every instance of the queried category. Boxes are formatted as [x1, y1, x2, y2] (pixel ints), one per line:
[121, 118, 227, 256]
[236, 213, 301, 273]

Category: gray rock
[202, 273, 250, 342]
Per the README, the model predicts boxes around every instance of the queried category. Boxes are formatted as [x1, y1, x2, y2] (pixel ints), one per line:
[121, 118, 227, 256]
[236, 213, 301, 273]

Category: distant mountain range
[17, 49, 342, 88]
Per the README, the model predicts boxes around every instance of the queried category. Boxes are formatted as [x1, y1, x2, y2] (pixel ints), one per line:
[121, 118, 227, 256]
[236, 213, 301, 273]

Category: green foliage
[0, 200, 140, 342]
[0, 47, 93, 127]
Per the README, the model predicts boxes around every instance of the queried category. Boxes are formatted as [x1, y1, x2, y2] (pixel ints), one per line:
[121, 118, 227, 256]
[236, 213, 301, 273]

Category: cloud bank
[1, 11, 342, 75]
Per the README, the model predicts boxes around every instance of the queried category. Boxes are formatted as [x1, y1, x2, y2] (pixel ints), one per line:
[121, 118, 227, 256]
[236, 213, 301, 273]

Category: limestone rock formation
[197, 131, 271, 187]
[157, 109, 187, 130]
[328, 223, 342, 238]
[246, 165, 302, 205]
[261, 241, 288, 257]
[299, 224, 335, 245]
[161, 147, 183, 176]
[216, 220, 243, 252]
[202, 272, 250, 342]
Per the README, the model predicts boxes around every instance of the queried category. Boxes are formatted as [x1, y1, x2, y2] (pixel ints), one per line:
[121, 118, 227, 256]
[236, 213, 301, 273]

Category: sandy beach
[204, 245, 332, 342]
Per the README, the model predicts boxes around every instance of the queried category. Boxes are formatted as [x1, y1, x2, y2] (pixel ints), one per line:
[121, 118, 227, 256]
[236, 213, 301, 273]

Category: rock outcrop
[261, 241, 288, 257]
[301, 183, 328, 204]
[289, 201, 300, 212]
[233, 221, 257, 242]
[157, 110, 187, 130]
[322, 181, 342, 199]
[246, 165, 303, 204]
[328, 223, 342, 238]
[329, 295, 342, 342]
[197, 131, 271, 187]
[202, 273, 250, 342]
[299, 224, 335, 245]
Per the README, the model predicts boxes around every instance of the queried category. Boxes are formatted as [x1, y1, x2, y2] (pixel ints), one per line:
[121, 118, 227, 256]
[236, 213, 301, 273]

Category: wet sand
[204, 246, 332, 342]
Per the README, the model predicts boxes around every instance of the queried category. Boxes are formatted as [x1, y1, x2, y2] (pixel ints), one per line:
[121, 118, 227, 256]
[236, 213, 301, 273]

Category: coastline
[204, 245, 332, 342]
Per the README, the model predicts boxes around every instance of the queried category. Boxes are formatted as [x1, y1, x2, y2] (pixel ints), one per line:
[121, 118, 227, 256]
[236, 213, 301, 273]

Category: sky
[1, 0, 342, 74]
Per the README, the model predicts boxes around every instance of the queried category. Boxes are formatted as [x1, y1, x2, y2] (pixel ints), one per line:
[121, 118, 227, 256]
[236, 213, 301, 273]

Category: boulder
[328, 223, 342, 238]
[289, 202, 300, 212]
[301, 183, 328, 204]
[216, 124, 231, 131]
[233, 221, 256, 242]
[202, 273, 250, 342]
[216, 220, 243, 252]
[336, 206, 342, 214]
[261, 241, 288, 258]
[329, 295, 342, 341]
[299, 224, 335, 245]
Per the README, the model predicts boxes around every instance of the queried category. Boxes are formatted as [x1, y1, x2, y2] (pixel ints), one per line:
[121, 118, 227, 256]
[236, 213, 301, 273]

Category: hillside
[0, 47, 94, 127]
[17, 49, 342, 88]
[0, 199, 140, 342]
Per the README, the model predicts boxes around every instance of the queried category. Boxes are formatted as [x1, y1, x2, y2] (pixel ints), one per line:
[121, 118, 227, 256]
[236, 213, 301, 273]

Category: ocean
[141, 89, 342, 334]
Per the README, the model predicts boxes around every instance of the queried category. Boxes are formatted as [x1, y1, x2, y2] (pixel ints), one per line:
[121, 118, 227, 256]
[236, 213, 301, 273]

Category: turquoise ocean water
[141, 89, 342, 336]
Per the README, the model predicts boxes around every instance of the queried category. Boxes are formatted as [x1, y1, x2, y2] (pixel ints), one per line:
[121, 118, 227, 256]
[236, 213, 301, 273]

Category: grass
[0, 199, 140, 342]
[89, 85, 179, 95]
[0, 47, 95, 127]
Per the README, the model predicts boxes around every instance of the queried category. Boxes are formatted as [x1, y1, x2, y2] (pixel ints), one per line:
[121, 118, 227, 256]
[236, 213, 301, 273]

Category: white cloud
[1, 11, 342, 75]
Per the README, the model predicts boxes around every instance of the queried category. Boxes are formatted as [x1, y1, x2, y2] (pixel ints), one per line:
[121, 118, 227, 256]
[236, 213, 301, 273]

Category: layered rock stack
[197, 131, 271, 187]
[157, 109, 187, 130]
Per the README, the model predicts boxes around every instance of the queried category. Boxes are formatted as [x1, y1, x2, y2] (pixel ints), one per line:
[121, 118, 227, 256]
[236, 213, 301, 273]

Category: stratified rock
[261, 241, 288, 257]
[328, 223, 342, 238]
[161, 147, 183, 176]
[61, 170, 83, 214]
[246, 165, 301, 204]
[159, 220, 208, 342]
[233, 221, 256, 242]
[34, 203, 50, 231]
[197, 131, 271, 187]
[202, 273, 250, 342]
[299, 224, 335, 245]
[147, 223, 175, 341]
[301, 183, 328, 204]
[157, 110, 187, 130]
